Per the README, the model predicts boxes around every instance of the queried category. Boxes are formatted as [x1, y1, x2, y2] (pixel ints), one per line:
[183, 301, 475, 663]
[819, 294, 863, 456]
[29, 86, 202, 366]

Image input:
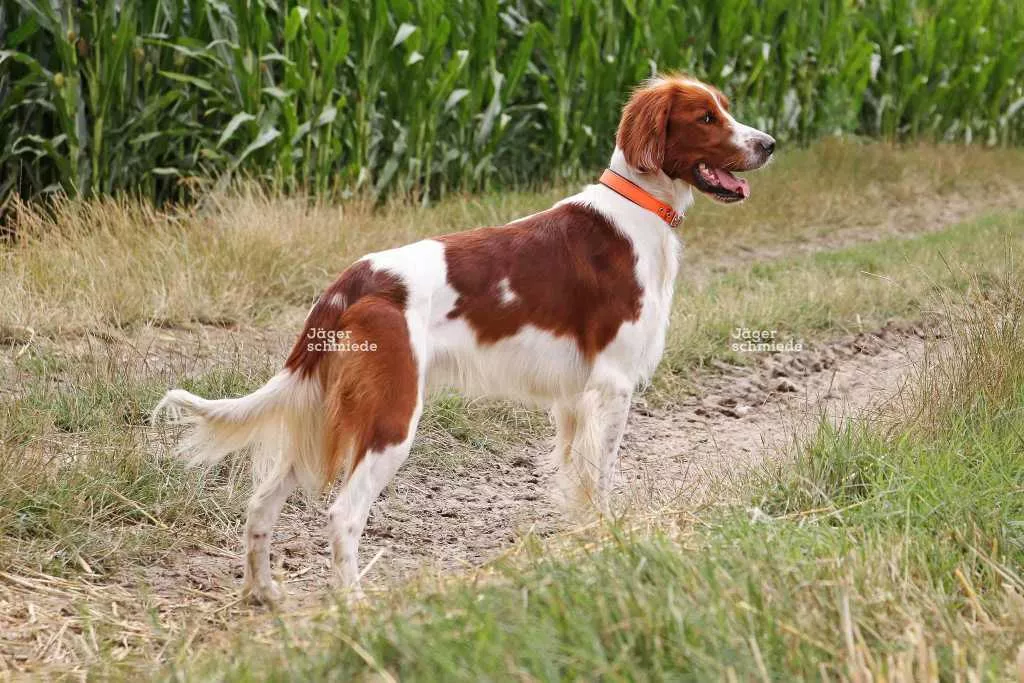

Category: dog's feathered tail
[152, 371, 325, 492]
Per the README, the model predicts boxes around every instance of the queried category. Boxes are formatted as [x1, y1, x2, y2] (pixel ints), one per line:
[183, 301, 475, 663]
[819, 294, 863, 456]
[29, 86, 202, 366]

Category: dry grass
[656, 211, 1024, 398]
[682, 139, 1024, 253]
[2, 141, 1023, 337]
[894, 270, 1024, 438]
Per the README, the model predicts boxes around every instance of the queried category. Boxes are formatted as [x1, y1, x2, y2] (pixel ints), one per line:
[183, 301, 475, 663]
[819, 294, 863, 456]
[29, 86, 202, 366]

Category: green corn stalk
[1, 0, 1022, 218]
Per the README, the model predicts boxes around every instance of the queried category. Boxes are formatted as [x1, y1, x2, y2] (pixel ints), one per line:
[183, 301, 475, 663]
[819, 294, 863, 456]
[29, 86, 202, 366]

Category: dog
[153, 74, 775, 603]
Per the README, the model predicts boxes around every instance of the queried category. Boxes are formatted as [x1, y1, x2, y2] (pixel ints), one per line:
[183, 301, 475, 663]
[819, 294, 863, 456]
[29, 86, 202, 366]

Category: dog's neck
[607, 148, 694, 219]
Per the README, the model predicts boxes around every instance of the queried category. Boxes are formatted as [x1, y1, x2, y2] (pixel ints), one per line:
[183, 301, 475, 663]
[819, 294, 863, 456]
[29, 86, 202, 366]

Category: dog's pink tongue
[713, 168, 750, 198]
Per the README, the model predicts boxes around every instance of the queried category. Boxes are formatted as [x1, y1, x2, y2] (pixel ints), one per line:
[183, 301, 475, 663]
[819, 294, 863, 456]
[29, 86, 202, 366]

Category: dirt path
[139, 322, 934, 613]
[0, 305, 940, 675]
[0, 319, 938, 677]
[622, 322, 931, 508]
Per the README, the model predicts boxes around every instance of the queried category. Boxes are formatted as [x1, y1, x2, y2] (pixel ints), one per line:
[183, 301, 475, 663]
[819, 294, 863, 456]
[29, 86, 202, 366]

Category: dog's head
[616, 75, 775, 203]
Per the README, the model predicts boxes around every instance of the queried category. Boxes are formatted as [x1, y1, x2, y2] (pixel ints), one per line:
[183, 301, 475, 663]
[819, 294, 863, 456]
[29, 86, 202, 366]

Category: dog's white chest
[635, 232, 682, 381]
[596, 227, 681, 386]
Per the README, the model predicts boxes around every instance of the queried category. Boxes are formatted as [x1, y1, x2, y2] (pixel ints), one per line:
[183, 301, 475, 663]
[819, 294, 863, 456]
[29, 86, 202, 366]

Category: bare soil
[132, 320, 936, 616]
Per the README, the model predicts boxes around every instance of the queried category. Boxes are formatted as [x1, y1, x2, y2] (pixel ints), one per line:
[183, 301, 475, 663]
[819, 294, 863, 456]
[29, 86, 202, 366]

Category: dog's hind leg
[327, 435, 417, 598]
[242, 467, 298, 604]
[321, 300, 425, 599]
[548, 400, 580, 510]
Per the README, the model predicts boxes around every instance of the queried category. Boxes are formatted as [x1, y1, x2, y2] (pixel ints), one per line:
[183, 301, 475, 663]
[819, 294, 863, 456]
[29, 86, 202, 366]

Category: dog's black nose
[760, 137, 776, 157]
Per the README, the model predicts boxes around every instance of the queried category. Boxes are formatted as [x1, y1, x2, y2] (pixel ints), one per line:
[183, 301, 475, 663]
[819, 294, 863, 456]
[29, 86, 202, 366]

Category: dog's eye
[700, 112, 715, 124]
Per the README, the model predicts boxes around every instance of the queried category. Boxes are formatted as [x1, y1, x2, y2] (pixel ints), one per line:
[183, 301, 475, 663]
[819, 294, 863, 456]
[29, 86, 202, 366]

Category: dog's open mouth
[692, 162, 750, 203]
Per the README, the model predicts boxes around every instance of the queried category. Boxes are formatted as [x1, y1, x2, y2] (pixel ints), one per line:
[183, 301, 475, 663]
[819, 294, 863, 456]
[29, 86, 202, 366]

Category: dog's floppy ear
[616, 82, 674, 174]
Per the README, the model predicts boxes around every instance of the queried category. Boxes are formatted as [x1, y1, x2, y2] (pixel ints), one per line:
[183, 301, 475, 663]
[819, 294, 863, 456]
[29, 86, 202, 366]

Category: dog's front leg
[558, 379, 632, 517]
[595, 387, 631, 512]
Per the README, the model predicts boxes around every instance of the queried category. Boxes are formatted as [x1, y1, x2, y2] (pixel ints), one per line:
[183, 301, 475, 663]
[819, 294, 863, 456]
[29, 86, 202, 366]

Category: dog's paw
[330, 576, 368, 608]
[345, 583, 368, 607]
[242, 579, 284, 605]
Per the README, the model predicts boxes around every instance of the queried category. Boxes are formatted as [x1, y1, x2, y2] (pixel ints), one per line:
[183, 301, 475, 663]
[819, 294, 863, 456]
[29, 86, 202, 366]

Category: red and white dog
[155, 74, 775, 603]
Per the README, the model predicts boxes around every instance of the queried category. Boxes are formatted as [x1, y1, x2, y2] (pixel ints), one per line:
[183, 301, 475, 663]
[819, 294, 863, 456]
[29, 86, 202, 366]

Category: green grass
[0, 354, 267, 577]
[180, 264, 1024, 682]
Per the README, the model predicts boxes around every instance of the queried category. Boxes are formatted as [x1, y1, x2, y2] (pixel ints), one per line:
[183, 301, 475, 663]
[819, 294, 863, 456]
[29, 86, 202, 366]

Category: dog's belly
[425, 320, 588, 405]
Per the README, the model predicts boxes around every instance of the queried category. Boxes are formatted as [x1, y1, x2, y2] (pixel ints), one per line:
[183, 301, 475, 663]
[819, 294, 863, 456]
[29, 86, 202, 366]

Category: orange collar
[599, 169, 683, 227]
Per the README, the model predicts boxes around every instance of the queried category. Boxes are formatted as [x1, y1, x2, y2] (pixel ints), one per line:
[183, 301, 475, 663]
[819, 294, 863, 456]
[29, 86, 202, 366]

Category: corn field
[1, 0, 1022, 211]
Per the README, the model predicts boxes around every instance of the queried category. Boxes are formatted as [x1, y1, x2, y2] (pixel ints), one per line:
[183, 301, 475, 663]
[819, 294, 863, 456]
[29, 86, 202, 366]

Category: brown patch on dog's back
[440, 203, 643, 360]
